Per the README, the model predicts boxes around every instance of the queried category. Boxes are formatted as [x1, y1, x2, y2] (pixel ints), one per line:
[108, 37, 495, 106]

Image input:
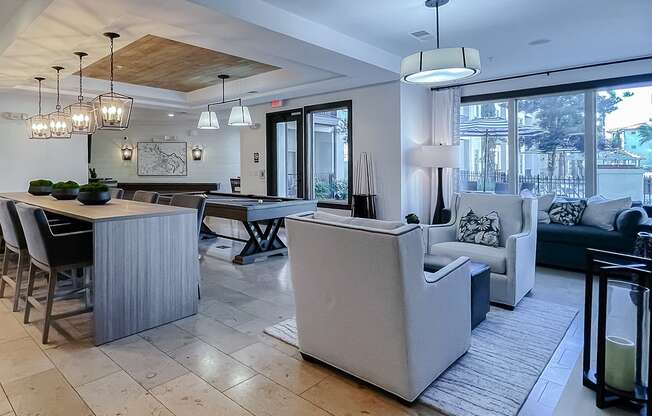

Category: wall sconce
[121, 137, 133, 160]
[191, 145, 204, 161]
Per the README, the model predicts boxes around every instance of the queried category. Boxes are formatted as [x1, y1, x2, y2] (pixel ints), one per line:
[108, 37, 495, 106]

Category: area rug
[264, 297, 577, 416]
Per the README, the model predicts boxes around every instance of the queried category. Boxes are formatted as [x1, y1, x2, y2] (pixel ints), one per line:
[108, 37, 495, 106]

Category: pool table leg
[234, 219, 287, 264]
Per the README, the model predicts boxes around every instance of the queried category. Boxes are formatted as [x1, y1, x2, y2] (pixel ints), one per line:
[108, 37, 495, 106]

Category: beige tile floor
[0, 218, 606, 416]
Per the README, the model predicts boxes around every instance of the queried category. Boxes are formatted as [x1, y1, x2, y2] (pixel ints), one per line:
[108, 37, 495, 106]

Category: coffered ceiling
[80, 34, 279, 92]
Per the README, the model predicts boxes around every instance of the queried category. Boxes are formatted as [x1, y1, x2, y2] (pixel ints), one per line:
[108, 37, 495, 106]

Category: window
[459, 101, 510, 193]
[596, 86, 652, 202]
[517, 93, 586, 198]
[305, 101, 352, 208]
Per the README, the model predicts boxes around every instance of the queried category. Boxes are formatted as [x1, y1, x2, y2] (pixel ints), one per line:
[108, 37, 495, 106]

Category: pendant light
[400, 0, 480, 85]
[198, 74, 253, 129]
[26, 77, 51, 139]
[47, 66, 73, 139]
[64, 52, 97, 134]
[93, 32, 133, 130]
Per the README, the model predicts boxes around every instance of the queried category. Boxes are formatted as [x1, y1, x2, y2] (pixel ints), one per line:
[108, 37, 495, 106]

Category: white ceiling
[0, 0, 650, 111]
[262, 0, 652, 80]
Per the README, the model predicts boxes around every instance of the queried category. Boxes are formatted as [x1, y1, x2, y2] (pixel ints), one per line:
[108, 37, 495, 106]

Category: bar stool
[0, 199, 29, 311]
[170, 194, 206, 299]
[133, 191, 159, 204]
[110, 188, 124, 199]
[16, 203, 93, 344]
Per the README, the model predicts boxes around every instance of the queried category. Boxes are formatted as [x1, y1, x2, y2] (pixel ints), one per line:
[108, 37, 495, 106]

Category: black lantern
[93, 32, 133, 130]
[121, 137, 133, 160]
[191, 145, 203, 161]
[584, 248, 652, 414]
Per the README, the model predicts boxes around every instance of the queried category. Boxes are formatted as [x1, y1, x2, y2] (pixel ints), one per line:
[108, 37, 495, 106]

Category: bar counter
[0, 193, 199, 345]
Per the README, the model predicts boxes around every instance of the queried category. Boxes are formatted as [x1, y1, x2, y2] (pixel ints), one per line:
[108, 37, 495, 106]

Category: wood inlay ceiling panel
[80, 35, 279, 92]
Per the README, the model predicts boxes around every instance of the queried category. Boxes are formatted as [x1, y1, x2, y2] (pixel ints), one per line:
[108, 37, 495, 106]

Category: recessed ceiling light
[528, 38, 551, 46]
[167, 113, 174, 117]
[248, 90, 258, 94]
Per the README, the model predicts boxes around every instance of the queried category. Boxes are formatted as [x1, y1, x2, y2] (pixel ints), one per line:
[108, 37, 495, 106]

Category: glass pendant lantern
[93, 32, 133, 130]
[47, 66, 73, 139]
[64, 52, 97, 134]
[26, 77, 51, 139]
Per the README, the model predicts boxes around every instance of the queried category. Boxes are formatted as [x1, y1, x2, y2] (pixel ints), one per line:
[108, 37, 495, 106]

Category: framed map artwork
[137, 142, 188, 176]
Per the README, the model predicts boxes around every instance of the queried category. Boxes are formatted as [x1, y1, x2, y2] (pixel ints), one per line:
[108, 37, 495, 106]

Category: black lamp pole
[432, 167, 446, 224]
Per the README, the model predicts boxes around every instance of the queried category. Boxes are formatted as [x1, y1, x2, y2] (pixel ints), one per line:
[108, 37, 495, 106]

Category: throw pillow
[549, 200, 587, 226]
[537, 194, 555, 224]
[581, 196, 631, 231]
[457, 209, 501, 247]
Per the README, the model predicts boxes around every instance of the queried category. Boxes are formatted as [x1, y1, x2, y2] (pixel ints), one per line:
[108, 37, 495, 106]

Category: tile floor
[0, 218, 619, 416]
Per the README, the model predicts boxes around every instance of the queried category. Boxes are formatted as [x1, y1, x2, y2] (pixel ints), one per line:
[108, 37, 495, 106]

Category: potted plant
[28, 179, 53, 196]
[405, 213, 420, 224]
[77, 182, 111, 205]
[51, 181, 80, 200]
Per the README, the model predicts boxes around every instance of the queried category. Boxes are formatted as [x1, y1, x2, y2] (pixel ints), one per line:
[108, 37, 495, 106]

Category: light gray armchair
[426, 192, 537, 308]
[286, 211, 471, 402]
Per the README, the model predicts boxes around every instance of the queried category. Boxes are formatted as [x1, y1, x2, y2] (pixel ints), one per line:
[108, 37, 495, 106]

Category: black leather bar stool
[110, 188, 124, 199]
[170, 194, 206, 298]
[0, 199, 29, 311]
[16, 203, 93, 344]
[133, 190, 159, 204]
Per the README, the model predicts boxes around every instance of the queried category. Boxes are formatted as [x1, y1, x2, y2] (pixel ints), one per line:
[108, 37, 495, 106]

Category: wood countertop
[0, 192, 196, 222]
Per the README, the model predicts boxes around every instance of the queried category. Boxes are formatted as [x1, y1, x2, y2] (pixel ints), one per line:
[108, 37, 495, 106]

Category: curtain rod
[431, 55, 652, 91]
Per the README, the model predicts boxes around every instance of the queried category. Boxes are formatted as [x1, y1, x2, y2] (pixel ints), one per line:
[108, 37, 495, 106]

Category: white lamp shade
[198, 111, 219, 129]
[417, 144, 461, 168]
[400, 47, 480, 85]
[228, 105, 252, 126]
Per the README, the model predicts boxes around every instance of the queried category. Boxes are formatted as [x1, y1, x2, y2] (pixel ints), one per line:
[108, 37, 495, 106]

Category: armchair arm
[424, 222, 457, 253]
[616, 207, 648, 239]
[424, 256, 469, 283]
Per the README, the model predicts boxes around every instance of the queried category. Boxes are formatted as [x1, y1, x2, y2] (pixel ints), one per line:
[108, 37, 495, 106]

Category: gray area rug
[264, 297, 577, 416]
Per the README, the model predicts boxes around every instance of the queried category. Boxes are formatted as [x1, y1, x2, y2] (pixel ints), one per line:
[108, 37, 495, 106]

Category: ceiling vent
[410, 30, 432, 40]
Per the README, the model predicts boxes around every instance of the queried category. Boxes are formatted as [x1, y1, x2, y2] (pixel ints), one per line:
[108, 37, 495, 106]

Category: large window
[517, 93, 585, 197]
[596, 86, 652, 202]
[305, 101, 352, 207]
[460, 81, 652, 201]
[459, 101, 510, 193]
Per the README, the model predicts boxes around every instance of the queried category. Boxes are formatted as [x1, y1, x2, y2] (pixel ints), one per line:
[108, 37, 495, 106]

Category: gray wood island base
[0, 193, 199, 345]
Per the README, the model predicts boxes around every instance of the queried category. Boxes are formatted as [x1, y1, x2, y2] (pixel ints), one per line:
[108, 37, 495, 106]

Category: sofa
[426, 192, 537, 308]
[285, 211, 471, 402]
[536, 205, 650, 271]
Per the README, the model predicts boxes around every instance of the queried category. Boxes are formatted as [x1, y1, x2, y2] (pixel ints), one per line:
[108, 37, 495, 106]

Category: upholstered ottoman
[424, 254, 490, 329]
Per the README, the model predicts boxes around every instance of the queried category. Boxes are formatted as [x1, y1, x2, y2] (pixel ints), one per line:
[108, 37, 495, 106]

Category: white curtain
[431, 88, 461, 220]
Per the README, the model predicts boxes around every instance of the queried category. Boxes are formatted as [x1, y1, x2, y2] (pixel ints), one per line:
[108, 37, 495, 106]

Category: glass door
[266, 109, 304, 198]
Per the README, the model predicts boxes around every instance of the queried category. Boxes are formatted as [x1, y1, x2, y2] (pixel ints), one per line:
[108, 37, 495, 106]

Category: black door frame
[266, 108, 304, 198]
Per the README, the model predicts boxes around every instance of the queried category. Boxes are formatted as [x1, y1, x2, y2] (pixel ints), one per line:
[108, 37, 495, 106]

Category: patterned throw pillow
[456, 209, 501, 247]
[548, 200, 587, 226]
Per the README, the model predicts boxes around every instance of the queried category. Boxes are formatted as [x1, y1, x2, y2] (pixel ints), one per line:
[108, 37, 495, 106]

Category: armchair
[425, 193, 537, 308]
[285, 211, 471, 402]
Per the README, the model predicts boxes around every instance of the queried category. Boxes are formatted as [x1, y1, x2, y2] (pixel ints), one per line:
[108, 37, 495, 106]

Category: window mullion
[584, 90, 597, 197]
[508, 98, 518, 194]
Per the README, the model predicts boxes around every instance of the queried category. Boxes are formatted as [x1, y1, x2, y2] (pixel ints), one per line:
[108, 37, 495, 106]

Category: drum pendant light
[26, 77, 51, 139]
[93, 32, 133, 130]
[47, 66, 73, 139]
[198, 74, 253, 128]
[400, 0, 481, 85]
[65, 52, 97, 134]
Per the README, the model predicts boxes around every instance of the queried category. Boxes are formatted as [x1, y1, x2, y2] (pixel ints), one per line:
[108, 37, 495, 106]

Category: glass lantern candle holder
[584, 249, 652, 415]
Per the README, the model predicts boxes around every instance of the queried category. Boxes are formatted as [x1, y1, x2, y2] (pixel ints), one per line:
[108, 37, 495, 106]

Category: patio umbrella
[459, 117, 545, 191]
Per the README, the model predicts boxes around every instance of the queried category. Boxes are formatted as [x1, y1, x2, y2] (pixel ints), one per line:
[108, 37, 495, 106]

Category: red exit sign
[271, 99, 284, 108]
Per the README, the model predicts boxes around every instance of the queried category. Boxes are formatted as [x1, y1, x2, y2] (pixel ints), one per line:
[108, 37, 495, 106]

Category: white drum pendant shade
[228, 105, 252, 126]
[400, 47, 480, 84]
[198, 111, 219, 129]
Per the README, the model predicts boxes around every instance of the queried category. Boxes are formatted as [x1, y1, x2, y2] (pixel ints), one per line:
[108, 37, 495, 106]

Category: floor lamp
[420, 144, 461, 224]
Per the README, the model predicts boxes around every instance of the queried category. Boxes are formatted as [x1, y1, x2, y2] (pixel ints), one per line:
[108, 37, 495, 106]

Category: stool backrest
[110, 188, 125, 199]
[170, 194, 206, 237]
[133, 190, 159, 204]
[0, 199, 27, 250]
[15, 203, 51, 267]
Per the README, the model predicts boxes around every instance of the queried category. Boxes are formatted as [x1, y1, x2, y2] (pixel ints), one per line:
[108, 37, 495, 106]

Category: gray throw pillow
[456, 209, 501, 247]
[581, 196, 631, 231]
[549, 200, 587, 226]
[537, 194, 555, 224]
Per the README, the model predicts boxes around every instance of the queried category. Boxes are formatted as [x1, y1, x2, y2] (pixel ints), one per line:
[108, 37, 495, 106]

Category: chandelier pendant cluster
[198, 74, 252, 129]
[26, 32, 133, 139]
[400, 0, 481, 85]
